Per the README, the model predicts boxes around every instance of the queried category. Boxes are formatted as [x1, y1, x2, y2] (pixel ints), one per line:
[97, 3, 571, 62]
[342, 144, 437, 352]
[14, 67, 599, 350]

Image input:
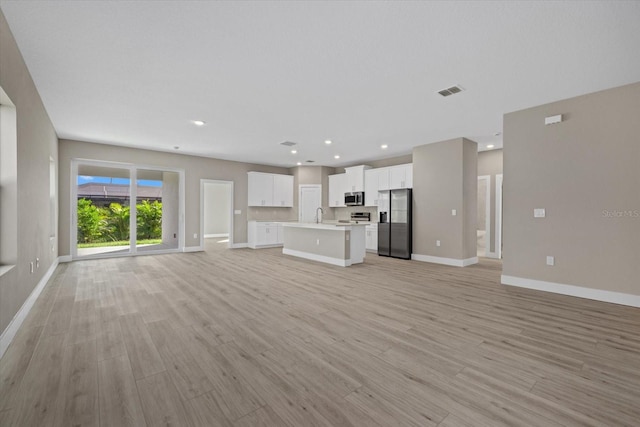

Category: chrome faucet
[315, 207, 324, 224]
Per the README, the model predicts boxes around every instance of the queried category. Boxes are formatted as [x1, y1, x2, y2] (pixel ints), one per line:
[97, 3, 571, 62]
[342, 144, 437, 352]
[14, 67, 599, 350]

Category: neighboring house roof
[78, 183, 162, 199]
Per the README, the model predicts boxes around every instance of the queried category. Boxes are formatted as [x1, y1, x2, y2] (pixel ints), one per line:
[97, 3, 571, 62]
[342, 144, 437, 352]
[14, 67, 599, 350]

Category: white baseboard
[283, 248, 350, 267]
[484, 251, 499, 259]
[183, 246, 204, 253]
[205, 233, 229, 238]
[58, 255, 72, 263]
[0, 257, 59, 359]
[231, 243, 248, 249]
[412, 254, 478, 267]
[501, 275, 640, 308]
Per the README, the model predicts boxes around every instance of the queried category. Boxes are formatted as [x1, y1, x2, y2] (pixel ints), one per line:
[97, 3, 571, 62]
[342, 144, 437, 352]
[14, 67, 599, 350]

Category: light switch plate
[546, 256, 555, 266]
[534, 208, 546, 218]
[436, 240, 441, 247]
[234, 209, 241, 215]
[451, 209, 457, 216]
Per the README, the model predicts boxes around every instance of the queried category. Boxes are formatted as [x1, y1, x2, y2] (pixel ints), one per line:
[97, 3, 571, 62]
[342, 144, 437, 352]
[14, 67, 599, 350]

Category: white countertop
[282, 222, 368, 230]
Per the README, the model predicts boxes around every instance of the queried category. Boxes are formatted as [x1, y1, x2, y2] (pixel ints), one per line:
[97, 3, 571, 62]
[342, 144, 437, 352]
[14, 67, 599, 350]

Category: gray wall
[203, 182, 230, 236]
[0, 10, 59, 334]
[58, 139, 290, 254]
[337, 154, 413, 173]
[161, 171, 179, 245]
[478, 149, 503, 253]
[503, 82, 640, 295]
[412, 138, 477, 261]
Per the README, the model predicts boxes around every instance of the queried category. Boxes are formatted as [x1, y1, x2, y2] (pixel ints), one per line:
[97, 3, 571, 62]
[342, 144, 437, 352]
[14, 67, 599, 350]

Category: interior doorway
[496, 174, 503, 259]
[477, 175, 491, 257]
[200, 179, 233, 251]
[299, 185, 322, 223]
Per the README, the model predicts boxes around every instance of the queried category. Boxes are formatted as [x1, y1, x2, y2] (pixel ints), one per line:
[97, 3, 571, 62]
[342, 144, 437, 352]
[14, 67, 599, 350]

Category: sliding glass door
[76, 164, 132, 257]
[135, 169, 180, 253]
[73, 160, 183, 259]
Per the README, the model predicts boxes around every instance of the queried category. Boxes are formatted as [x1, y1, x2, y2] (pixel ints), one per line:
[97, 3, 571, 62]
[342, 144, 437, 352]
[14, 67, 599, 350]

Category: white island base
[282, 223, 367, 267]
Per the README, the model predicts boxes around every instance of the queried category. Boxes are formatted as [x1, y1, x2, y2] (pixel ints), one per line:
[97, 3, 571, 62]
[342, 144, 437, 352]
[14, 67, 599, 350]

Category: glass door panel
[135, 169, 179, 253]
[76, 165, 131, 257]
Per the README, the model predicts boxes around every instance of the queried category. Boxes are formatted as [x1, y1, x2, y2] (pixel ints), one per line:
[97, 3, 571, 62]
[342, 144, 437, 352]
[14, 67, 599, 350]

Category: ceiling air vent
[305, 160, 315, 163]
[280, 141, 296, 147]
[437, 85, 464, 97]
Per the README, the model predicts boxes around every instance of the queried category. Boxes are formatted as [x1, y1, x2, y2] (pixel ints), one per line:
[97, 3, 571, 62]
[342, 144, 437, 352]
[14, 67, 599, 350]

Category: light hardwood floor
[1, 239, 639, 426]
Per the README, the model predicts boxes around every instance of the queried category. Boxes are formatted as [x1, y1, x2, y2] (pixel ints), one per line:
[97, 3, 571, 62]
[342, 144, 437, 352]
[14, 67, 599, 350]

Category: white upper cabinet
[273, 174, 294, 207]
[247, 172, 294, 207]
[364, 168, 380, 206]
[363, 164, 413, 206]
[328, 173, 347, 207]
[344, 165, 371, 192]
[389, 163, 413, 189]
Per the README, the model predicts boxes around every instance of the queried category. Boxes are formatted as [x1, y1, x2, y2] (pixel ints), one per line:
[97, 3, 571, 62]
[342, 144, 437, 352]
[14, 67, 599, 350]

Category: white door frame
[71, 158, 185, 260]
[478, 175, 491, 257]
[496, 174, 503, 259]
[200, 179, 234, 249]
[298, 184, 322, 223]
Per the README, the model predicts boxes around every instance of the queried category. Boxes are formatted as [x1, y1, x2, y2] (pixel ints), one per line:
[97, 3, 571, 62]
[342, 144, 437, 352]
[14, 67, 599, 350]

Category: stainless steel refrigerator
[378, 188, 412, 259]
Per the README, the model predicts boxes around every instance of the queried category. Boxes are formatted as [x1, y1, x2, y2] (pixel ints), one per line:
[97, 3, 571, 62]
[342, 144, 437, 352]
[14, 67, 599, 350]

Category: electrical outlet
[436, 240, 441, 247]
[451, 209, 457, 216]
[36, 258, 40, 269]
[546, 256, 555, 266]
[193, 233, 198, 239]
[316, 239, 320, 245]
[534, 208, 546, 218]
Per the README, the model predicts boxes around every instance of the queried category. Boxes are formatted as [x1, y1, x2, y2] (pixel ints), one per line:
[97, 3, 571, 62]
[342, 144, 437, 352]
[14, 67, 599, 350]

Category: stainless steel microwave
[345, 191, 364, 206]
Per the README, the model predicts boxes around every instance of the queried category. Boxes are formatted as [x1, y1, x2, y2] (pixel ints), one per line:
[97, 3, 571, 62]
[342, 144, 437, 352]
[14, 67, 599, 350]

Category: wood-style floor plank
[118, 313, 165, 380]
[97, 354, 146, 427]
[53, 339, 98, 427]
[136, 371, 194, 427]
[1, 239, 639, 426]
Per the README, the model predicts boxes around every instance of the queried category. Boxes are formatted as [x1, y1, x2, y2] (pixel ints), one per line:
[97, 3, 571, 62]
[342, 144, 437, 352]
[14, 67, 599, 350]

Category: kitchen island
[282, 222, 367, 267]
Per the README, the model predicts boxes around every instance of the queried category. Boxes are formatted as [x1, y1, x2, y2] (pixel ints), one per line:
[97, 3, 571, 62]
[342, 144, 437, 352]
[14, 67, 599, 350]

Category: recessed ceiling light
[325, 140, 332, 145]
[487, 144, 495, 149]
[291, 149, 297, 154]
[334, 155, 340, 159]
[296, 162, 302, 166]
[192, 120, 205, 126]
[381, 144, 388, 149]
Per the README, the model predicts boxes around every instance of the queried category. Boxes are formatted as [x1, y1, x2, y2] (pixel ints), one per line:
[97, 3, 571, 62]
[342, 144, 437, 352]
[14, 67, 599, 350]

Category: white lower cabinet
[248, 221, 284, 248]
[365, 224, 378, 252]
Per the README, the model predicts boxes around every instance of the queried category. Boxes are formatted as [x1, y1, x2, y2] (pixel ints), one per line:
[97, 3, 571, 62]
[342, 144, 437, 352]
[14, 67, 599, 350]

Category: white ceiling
[2, 1, 640, 167]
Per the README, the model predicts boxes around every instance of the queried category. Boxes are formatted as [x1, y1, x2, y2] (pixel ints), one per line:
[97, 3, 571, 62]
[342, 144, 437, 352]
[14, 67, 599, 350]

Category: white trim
[231, 243, 248, 249]
[411, 254, 478, 267]
[200, 179, 234, 249]
[283, 248, 350, 267]
[183, 246, 204, 253]
[501, 275, 640, 308]
[496, 174, 503, 259]
[204, 233, 229, 238]
[249, 244, 283, 249]
[484, 251, 499, 259]
[0, 257, 59, 359]
[58, 255, 72, 263]
[478, 175, 491, 256]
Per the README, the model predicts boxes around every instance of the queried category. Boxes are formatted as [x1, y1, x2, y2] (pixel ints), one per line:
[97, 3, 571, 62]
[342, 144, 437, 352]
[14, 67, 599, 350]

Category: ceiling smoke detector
[437, 85, 464, 97]
[280, 141, 296, 147]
